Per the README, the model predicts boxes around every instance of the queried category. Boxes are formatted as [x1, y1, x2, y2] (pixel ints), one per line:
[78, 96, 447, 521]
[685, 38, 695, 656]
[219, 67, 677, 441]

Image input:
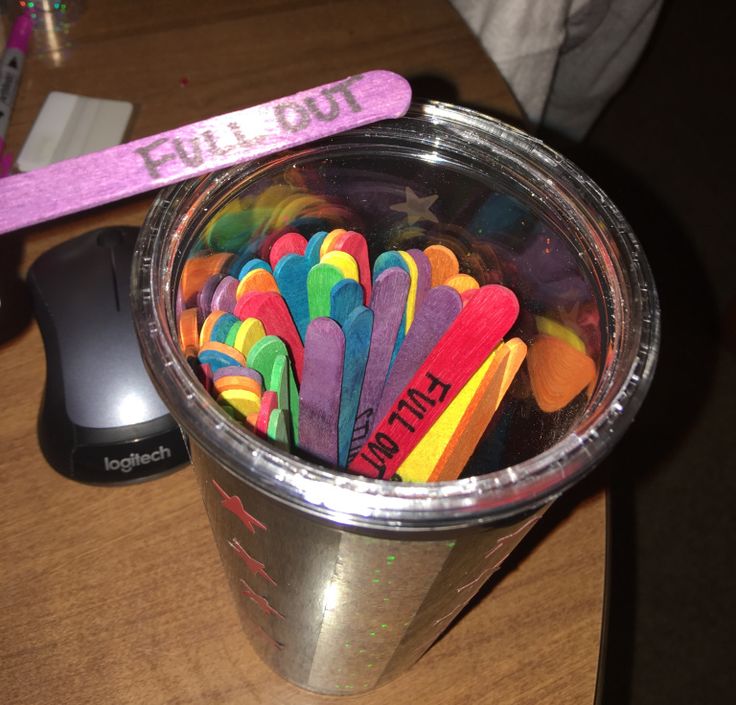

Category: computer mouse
[27, 225, 189, 483]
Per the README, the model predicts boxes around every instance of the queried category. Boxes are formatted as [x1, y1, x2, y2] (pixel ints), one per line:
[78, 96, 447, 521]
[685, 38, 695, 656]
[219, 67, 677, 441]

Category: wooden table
[0, 2, 607, 703]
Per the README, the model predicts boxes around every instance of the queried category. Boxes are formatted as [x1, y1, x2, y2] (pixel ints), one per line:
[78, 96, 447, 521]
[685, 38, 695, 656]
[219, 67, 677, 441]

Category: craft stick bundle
[177, 228, 593, 483]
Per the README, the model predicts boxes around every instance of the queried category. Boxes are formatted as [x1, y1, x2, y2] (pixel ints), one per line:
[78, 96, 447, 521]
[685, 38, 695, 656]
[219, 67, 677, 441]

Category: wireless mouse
[27, 225, 189, 483]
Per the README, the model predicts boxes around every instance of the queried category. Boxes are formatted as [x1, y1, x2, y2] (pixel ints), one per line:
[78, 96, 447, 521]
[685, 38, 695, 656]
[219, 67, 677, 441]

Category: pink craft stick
[0, 71, 412, 235]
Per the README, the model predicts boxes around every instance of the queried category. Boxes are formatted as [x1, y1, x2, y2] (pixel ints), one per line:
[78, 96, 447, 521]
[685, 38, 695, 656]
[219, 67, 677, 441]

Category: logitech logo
[103, 445, 172, 473]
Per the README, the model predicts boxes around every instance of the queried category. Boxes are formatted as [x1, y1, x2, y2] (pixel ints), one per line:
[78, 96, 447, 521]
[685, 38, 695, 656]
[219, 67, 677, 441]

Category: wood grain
[0, 2, 604, 704]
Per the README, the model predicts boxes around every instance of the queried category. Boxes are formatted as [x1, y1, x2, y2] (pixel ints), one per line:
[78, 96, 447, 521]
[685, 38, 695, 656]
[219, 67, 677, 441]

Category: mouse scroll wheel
[96, 229, 124, 248]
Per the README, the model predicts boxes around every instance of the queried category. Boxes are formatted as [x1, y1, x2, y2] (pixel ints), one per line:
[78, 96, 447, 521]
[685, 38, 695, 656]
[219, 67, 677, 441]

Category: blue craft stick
[338, 305, 373, 467]
[273, 252, 312, 341]
[209, 312, 241, 343]
[304, 231, 329, 267]
[237, 258, 272, 280]
[329, 278, 363, 327]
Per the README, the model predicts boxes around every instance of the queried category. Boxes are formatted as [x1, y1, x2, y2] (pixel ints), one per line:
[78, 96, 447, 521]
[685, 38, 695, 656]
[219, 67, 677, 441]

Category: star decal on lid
[390, 187, 439, 225]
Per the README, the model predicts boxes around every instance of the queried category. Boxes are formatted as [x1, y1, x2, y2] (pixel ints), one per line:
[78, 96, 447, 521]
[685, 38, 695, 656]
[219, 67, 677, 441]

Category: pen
[0, 11, 33, 176]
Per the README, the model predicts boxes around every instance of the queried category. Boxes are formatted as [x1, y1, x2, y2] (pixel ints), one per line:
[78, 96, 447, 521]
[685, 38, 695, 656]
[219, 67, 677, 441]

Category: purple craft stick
[212, 365, 264, 388]
[197, 274, 225, 319]
[298, 317, 345, 466]
[346, 267, 409, 463]
[211, 275, 239, 313]
[0, 71, 412, 235]
[374, 285, 463, 423]
[407, 248, 432, 315]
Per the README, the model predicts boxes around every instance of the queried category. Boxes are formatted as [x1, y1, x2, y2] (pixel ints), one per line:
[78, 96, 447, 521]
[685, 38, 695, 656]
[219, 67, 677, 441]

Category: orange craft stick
[526, 334, 596, 412]
[235, 267, 280, 300]
[178, 308, 200, 352]
[179, 253, 232, 303]
[424, 244, 459, 287]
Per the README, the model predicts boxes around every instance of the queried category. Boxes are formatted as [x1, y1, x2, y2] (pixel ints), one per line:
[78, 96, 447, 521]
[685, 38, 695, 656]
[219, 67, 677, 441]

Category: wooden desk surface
[0, 2, 606, 703]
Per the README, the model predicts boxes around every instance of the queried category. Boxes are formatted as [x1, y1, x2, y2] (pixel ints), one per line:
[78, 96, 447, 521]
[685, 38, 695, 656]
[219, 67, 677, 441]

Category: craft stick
[246, 335, 299, 440]
[375, 285, 462, 423]
[211, 275, 239, 313]
[270, 354, 291, 411]
[307, 261, 344, 320]
[267, 408, 290, 450]
[348, 284, 519, 479]
[198, 341, 247, 371]
[178, 307, 200, 351]
[197, 274, 225, 318]
[268, 232, 308, 269]
[298, 318, 345, 466]
[346, 268, 410, 463]
[372, 252, 410, 359]
[424, 244, 459, 287]
[535, 315, 586, 352]
[213, 374, 262, 396]
[397, 343, 509, 483]
[180, 253, 233, 304]
[236, 267, 280, 300]
[397, 251, 419, 332]
[231, 317, 266, 358]
[0, 71, 412, 235]
[256, 391, 278, 437]
[273, 253, 312, 341]
[321, 250, 360, 282]
[225, 320, 242, 347]
[461, 288, 479, 306]
[329, 278, 363, 327]
[444, 273, 479, 294]
[329, 231, 372, 304]
[209, 312, 241, 344]
[338, 305, 373, 467]
[407, 248, 432, 314]
[527, 334, 596, 412]
[319, 228, 346, 257]
[199, 310, 227, 346]
[234, 291, 304, 382]
[238, 258, 272, 280]
[218, 388, 261, 419]
[212, 365, 263, 387]
[430, 338, 527, 482]
[304, 231, 329, 266]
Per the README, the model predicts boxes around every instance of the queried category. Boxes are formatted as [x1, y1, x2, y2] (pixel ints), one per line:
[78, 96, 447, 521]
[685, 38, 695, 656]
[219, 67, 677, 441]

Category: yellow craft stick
[319, 228, 346, 257]
[444, 273, 479, 294]
[396, 342, 509, 483]
[321, 250, 360, 282]
[232, 317, 266, 358]
[398, 250, 419, 332]
[430, 337, 527, 482]
[535, 315, 586, 352]
[218, 388, 261, 419]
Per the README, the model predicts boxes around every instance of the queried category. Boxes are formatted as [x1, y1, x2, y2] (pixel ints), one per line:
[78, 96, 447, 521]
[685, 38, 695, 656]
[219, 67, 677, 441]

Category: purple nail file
[211, 275, 239, 313]
[298, 317, 345, 466]
[407, 248, 432, 314]
[347, 267, 410, 463]
[0, 71, 412, 235]
[338, 305, 374, 466]
[375, 285, 462, 423]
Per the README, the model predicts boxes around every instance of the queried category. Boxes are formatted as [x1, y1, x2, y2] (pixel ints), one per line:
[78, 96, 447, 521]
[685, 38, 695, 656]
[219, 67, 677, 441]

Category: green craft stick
[267, 408, 290, 451]
[307, 262, 344, 320]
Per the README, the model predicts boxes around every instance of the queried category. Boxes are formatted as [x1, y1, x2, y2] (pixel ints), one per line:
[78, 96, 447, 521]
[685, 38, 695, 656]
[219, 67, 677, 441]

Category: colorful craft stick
[231, 317, 266, 358]
[424, 244, 459, 287]
[330, 231, 372, 303]
[397, 251, 419, 332]
[444, 273, 479, 294]
[234, 291, 304, 382]
[238, 258, 272, 280]
[307, 261, 344, 320]
[217, 388, 261, 419]
[321, 249, 360, 282]
[319, 228, 346, 257]
[198, 341, 247, 371]
[267, 408, 290, 450]
[329, 278, 363, 327]
[180, 253, 233, 304]
[527, 334, 596, 412]
[304, 230, 329, 266]
[298, 318, 345, 466]
[199, 310, 228, 346]
[375, 285, 462, 423]
[209, 312, 240, 344]
[372, 252, 410, 359]
[273, 252, 312, 341]
[347, 267, 410, 463]
[256, 391, 278, 436]
[407, 248, 432, 314]
[212, 365, 263, 387]
[348, 285, 519, 479]
[268, 232, 308, 268]
[197, 274, 225, 317]
[236, 267, 280, 300]
[213, 373, 262, 396]
[338, 305, 374, 466]
[178, 307, 200, 351]
[0, 71, 413, 235]
[211, 275, 239, 313]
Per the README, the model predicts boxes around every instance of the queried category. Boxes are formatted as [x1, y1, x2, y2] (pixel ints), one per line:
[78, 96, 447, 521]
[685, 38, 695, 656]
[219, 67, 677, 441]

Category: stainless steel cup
[131, 101, 659, 695]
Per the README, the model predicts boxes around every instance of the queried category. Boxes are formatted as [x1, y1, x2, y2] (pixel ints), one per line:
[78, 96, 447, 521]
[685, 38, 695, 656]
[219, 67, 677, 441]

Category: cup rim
[132, 100, 660, 530]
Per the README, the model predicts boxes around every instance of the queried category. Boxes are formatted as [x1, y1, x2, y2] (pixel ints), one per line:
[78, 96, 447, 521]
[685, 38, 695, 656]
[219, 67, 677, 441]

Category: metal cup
[131, 101, 659, 695]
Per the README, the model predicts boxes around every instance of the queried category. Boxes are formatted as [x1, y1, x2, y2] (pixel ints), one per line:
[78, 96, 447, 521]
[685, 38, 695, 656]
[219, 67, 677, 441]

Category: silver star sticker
[390, 187, 439, 225]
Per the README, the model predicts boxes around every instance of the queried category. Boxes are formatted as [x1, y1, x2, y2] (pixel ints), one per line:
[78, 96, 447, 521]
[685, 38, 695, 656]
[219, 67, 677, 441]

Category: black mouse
[27, 225, 189, 483]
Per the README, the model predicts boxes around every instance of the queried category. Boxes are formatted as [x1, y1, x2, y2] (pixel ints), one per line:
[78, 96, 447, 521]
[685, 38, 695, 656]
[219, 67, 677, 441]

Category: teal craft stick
[329, 278, 363, 327]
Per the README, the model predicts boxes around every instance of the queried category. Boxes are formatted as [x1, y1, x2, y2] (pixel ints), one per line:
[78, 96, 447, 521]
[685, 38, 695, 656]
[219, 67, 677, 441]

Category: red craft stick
[348, 285, 519, 480]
